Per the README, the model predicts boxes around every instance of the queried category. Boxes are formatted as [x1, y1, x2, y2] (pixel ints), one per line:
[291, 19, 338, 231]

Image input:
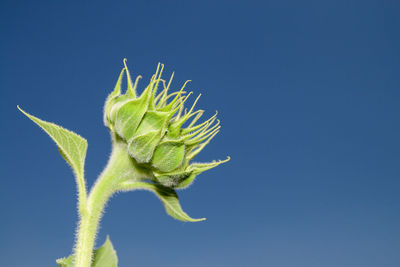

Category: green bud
[104, 59, 229, 189]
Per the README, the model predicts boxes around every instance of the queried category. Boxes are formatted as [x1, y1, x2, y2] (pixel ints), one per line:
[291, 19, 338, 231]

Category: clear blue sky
[1, 1, 399, 266]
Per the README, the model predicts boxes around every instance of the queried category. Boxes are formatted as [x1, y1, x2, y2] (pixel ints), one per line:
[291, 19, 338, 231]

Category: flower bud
[104, 60, 229, 188]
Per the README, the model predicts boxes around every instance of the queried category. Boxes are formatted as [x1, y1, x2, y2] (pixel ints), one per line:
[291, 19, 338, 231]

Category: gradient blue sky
[1, 1, 399, 266]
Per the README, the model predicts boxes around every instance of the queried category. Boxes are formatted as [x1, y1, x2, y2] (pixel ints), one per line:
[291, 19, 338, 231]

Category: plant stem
[73, 137, 147, 267]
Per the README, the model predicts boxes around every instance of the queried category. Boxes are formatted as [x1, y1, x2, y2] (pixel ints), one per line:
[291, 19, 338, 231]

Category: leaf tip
[17, 105, 30, 118]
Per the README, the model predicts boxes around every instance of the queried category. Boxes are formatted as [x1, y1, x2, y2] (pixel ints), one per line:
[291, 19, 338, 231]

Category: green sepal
[153, 158, 230, 189]
[154, 169, 191, 188]
[170, 171, 196, 189]
[114, 97, 149, 141]
[135, 110, 170, 135]
[151, 141, 185, 172]
[104, 68, 125, 128]
[108, 95, 132, 124]
[56, 236, 118, 267]
[126, 110, 171, 163]
[123, 58, 137, 98]
[127, 130, 162, 163]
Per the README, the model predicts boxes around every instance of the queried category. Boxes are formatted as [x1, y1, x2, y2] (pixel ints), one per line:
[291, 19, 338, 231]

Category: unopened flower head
[104, 59, 229, 188]
[18, 58, 230, 267]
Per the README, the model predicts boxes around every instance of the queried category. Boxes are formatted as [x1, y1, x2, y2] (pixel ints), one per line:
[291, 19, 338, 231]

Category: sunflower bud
[104, 60, 229, 188]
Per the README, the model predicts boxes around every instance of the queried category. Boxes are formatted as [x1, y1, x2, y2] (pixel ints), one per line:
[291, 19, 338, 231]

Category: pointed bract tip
[123, 59, 130, 75]
[123, 58, 129, 71]
[190, 217, 206, 222]
[223, 156, 231, 163]
[17, 105, 27, 115]
[179, 80, 192, 92]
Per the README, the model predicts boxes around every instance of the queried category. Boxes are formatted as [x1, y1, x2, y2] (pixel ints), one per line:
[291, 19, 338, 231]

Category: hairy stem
[74, 137, 146, 267]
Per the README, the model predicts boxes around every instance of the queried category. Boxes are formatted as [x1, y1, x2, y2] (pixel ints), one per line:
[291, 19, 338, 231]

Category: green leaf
[117, 181, 205, 222]
[56, 236, 118, 267]
[18, 106, 88, 207]
[92, 236, 118, 267]
[134, 110, 169, 135]
[56, 255, 74, 267]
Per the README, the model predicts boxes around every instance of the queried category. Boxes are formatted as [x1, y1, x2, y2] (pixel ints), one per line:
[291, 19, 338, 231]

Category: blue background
[1, 1, 399, 266]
